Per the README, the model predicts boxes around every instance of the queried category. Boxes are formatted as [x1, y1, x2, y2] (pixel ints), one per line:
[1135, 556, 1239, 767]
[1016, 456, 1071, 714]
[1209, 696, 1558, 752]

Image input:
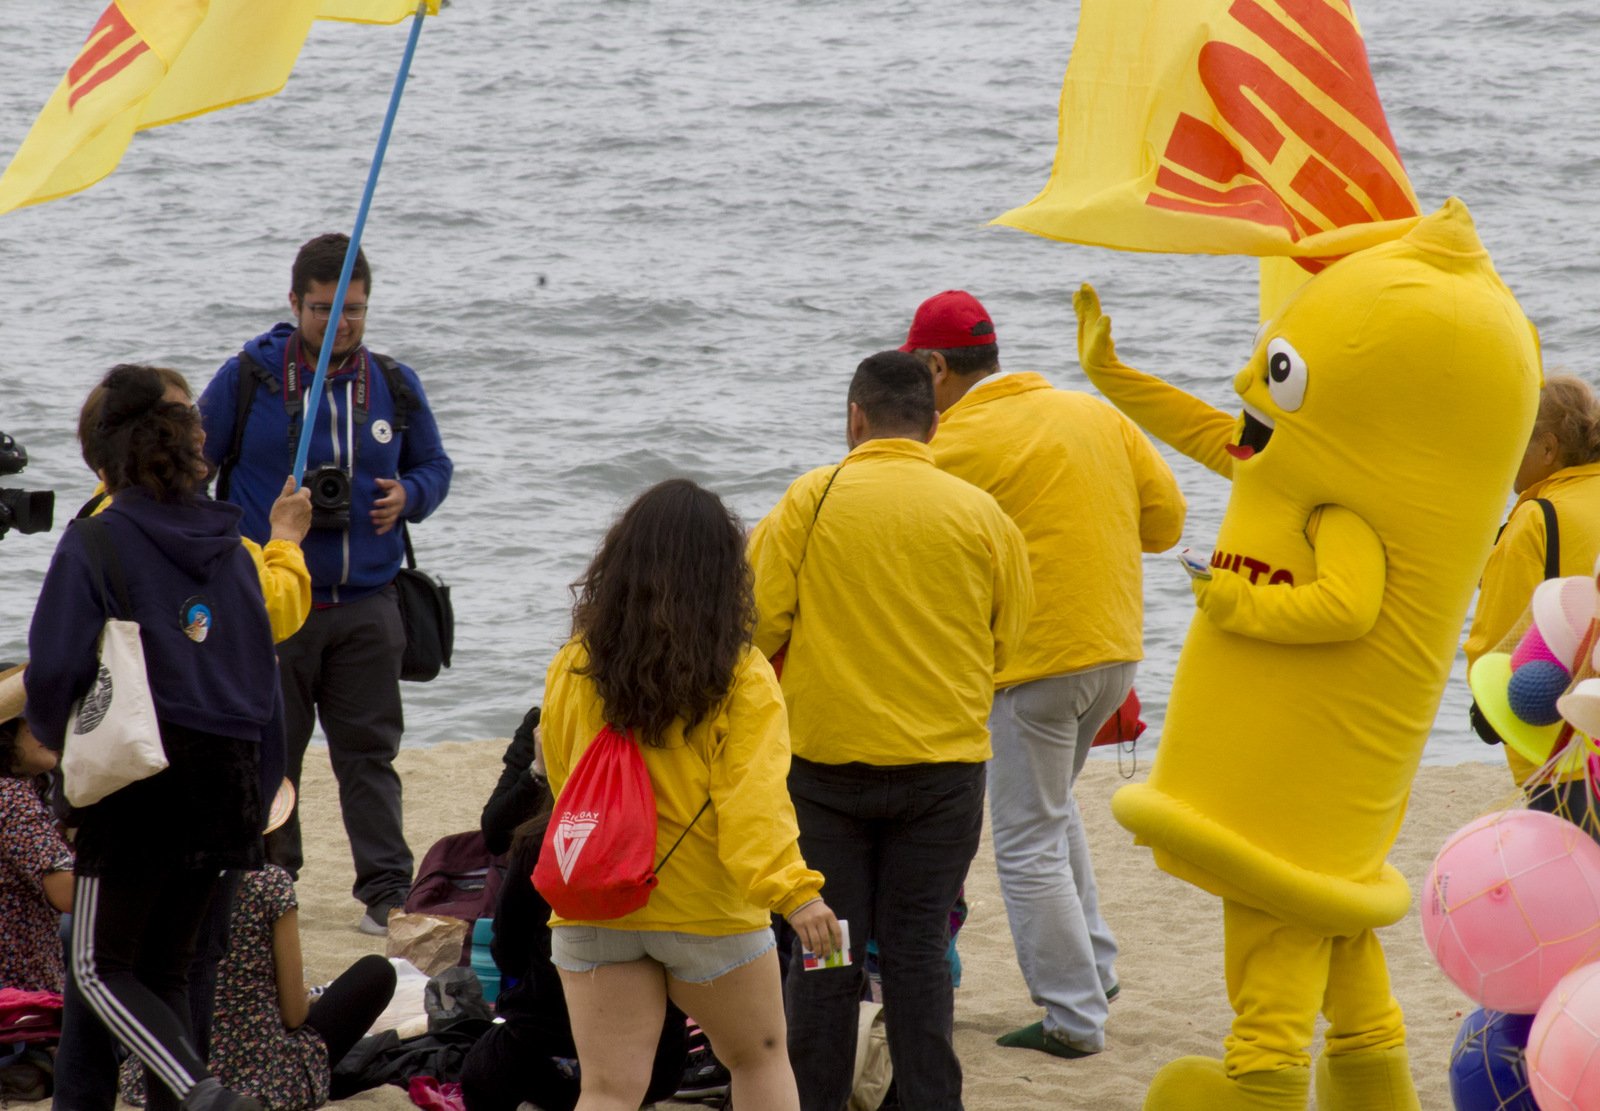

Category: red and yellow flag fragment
[995, 0, 1421, 268]
[0, 0, 438, 216]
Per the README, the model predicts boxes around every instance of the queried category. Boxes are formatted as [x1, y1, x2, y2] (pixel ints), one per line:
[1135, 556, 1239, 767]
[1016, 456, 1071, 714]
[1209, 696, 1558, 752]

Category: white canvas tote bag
[60, 517, 166, 807]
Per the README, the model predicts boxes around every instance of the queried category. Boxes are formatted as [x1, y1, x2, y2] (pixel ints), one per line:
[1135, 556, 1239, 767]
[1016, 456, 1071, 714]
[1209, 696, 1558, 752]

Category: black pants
[307, 954, 398, 1068]
[70, 869, 223, 1111]
[784, 758, 985, 1111]
[268, 587, 413, 911]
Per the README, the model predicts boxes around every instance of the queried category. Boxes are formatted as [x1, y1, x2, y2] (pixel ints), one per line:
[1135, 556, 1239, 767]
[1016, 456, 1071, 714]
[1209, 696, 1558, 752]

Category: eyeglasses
[306, 302, 368, 320]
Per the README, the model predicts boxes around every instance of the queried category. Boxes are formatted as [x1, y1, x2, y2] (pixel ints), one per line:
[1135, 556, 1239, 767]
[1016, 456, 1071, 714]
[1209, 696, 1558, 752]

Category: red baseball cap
[899, 290, 996, 352]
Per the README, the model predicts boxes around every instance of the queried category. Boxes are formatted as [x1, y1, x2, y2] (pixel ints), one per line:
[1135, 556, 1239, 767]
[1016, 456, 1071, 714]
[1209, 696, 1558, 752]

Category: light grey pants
[988, 661, 1134, 1051]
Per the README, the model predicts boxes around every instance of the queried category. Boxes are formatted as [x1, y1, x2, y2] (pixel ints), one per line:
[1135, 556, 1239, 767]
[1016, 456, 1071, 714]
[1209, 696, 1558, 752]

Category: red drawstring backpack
[533, 724, 709, 920]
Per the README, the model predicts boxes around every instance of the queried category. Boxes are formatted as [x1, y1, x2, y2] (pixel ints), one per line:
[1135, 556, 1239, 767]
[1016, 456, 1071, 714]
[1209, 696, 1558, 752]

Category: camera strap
[219, 343, 417, 500]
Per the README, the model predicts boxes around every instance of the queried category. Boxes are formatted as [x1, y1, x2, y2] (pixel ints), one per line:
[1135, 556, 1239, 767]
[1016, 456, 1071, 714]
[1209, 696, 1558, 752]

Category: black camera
[0, 432, 53, 540]
[306, 464, 352, 530]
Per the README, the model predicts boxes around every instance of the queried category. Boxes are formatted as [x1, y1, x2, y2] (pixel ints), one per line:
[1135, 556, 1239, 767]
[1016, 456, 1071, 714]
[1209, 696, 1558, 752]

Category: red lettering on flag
[1146, 0, 1417, 249]
[68, 4, 150, 111]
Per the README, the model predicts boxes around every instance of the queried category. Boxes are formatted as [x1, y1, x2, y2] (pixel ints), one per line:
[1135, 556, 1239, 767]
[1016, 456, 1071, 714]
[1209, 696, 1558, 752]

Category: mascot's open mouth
[1226, 407, 1275, 461]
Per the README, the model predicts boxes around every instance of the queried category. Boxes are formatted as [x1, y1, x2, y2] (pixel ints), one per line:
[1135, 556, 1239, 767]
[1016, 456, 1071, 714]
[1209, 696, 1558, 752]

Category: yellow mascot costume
[1075, 198, 1541, 1111]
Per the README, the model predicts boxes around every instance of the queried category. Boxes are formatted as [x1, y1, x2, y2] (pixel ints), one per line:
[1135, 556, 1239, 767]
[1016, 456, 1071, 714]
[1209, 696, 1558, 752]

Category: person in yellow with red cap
[1072, 199, 1541, 1111]
[901, 290, 1185, 1059]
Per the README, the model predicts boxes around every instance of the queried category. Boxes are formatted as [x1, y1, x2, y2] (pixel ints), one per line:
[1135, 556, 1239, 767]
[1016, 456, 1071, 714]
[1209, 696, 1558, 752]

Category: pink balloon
[1528, 961, 1600, 1111]
[1513, 623, 1567, 672]
[1421, 810, 1600, 1013]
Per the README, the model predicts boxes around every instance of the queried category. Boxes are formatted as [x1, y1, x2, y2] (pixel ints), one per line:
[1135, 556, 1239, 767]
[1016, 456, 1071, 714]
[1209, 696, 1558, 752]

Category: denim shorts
[550, 924, 776, 984]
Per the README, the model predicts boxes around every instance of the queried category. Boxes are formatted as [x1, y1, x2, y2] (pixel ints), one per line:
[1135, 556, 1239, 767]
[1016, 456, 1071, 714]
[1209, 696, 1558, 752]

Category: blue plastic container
[470, 917, 500, 1004]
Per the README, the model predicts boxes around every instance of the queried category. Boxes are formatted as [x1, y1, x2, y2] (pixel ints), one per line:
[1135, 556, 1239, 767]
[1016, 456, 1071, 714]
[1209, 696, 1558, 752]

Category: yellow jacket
[931, 373, 1185, 687]
[748, 438, 1034, 766]
[91, 486, 310, 643]
[541, 640, 824, 934]
[1464, 462, 1600, 782]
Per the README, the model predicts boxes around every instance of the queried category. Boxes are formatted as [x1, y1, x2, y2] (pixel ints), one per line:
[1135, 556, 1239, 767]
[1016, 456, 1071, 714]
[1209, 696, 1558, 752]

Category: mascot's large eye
[1265, 338, 1307, 412]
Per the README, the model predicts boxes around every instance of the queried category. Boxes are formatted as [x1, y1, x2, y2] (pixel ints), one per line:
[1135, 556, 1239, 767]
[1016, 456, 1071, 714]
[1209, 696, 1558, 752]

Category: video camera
[0, 433, 54, 540]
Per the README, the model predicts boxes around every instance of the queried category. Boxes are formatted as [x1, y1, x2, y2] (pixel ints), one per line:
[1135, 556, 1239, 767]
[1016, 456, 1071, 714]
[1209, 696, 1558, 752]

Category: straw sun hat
[264, 777, 296, 835]
[0, 662, 26, 726]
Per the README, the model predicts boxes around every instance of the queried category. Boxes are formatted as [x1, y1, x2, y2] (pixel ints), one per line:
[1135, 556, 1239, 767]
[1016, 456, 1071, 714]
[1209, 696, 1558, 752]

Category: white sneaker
[358, 908, 392, 936]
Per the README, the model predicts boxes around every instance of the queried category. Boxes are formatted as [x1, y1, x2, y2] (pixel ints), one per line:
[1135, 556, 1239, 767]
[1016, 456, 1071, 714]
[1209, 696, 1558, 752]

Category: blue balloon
[1448, 1008, 1537, 1111]
[1507, 659, 1569, 725]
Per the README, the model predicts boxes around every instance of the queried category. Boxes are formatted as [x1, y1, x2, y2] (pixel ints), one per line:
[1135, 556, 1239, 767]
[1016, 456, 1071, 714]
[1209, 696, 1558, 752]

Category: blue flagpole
[292, 0, 429, 484]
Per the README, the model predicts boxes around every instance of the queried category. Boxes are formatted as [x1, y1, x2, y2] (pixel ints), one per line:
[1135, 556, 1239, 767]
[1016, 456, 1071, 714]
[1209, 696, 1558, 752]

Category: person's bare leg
[668, 950, 799, 1111]
[558, 960, 668, 1111]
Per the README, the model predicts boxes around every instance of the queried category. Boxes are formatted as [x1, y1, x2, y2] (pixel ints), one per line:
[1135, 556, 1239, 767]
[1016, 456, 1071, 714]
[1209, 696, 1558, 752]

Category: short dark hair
[292, 233, 371, 300]
[922, 342, 1000, 378]
[79, 364, 210, 501]
[848, 351, 937, 438]
[571, 479, 756, 746]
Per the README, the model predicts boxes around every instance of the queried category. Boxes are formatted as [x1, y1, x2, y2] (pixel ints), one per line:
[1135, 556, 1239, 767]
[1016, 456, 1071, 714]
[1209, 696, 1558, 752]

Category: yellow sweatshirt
[748, 438, 1034, 766]
[931, 373, 1185, 687]
[541, 640, 824, 934]
[91, 486, 310, 643]
[1464, 462, 1600, 782]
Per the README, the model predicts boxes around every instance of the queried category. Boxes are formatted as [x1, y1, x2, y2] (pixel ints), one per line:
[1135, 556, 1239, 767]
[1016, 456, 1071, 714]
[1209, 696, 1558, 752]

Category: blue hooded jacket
[26, 489, 279, 751]
[198, 324, 453, 604]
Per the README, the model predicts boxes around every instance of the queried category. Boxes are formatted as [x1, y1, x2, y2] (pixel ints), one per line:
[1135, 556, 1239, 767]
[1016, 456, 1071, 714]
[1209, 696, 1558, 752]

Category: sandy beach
[82, 740, 1518, 1110]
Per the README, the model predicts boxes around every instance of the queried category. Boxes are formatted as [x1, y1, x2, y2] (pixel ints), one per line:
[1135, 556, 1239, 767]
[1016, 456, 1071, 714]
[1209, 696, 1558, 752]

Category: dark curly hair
[571, 479, 756, 746]
[78, 364, 209, 501]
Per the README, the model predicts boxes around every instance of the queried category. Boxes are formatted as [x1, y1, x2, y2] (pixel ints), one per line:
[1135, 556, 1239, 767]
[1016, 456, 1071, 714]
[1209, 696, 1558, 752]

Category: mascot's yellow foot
[1314, 1047, 1421, 1111]
[1143, 1056, 1309, 1111]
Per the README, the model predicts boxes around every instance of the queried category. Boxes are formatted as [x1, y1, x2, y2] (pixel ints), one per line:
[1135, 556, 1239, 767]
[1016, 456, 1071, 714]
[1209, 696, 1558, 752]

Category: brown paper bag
[385, 911, 469, 978]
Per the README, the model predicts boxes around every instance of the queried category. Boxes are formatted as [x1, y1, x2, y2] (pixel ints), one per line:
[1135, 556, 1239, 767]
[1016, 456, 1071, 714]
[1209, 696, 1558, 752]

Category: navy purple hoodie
[26, 488, 278, 752]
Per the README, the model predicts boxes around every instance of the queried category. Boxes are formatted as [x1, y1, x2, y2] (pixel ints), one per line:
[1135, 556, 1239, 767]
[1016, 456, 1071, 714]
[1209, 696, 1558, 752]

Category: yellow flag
[320, 0, 440, 26]
[995, 0, 1421, 267]
[0, 0, 438, 216]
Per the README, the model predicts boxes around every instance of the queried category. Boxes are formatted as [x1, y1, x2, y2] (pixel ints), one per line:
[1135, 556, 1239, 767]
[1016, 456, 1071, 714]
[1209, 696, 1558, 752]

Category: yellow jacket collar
[1516, 462, 1600, 507]
[844, 437, 935, 465]
[945, 371, 1053, 419]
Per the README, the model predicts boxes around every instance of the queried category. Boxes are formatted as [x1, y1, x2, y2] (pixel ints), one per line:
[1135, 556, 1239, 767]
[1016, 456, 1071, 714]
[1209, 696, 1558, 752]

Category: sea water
[0, 0, 1595, 762]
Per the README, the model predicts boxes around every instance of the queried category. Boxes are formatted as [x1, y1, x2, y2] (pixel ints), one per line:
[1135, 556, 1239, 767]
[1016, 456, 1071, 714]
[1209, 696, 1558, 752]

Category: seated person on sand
[0, 662, 73, 1100]
[0, 662, 73, 997]
[119, 857, 396, 1111]
[461, 705, 688, 1111]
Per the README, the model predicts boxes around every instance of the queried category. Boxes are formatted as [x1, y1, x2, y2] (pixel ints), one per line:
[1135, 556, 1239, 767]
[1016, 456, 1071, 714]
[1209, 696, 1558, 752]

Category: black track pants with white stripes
[69, 869, 223, 1110]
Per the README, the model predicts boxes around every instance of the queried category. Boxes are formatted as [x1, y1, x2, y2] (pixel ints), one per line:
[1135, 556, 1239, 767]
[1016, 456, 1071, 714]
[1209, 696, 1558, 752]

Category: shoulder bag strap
[401, 521, 418, 572]
[216, 352, 270, 501]
[75, 517, 131, 620]
[795, 464, 844, 574]
[371, 353, 415, 435]
[1536, 497, 1560, 580]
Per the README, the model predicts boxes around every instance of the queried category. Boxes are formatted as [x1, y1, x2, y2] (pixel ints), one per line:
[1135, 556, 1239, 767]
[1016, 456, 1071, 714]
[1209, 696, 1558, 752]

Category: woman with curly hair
[539, 478, 839, 1111]
[26, 364, 281, 1111]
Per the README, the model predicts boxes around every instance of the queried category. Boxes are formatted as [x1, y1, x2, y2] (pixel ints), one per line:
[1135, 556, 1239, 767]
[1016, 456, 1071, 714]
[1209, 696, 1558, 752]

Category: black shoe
[676, 1030, 731, 1102]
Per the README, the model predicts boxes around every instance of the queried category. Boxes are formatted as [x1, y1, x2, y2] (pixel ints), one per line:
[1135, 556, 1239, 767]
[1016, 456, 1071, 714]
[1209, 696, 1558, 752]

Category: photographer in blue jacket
[199, 233, 452, 936]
